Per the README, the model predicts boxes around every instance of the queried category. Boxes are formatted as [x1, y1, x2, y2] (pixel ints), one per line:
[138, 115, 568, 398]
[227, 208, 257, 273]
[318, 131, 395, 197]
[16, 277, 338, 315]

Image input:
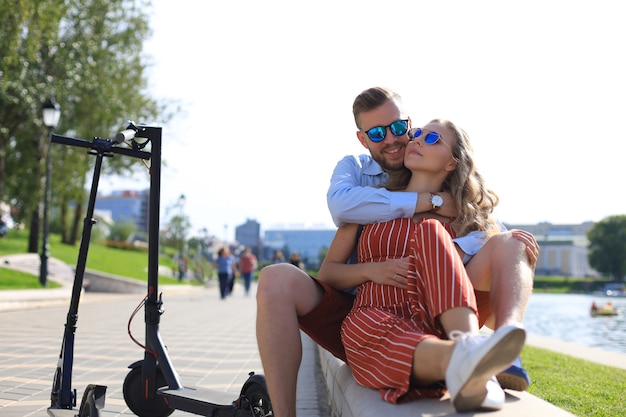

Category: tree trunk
[27, 206, 40, 253]
[60, 202, 68, 243]
[69, 199, 83, 245]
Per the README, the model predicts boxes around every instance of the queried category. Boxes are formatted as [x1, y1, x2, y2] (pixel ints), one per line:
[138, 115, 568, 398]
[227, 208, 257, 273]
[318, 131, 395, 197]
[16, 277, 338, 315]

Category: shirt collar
[361, 156, 388, 182]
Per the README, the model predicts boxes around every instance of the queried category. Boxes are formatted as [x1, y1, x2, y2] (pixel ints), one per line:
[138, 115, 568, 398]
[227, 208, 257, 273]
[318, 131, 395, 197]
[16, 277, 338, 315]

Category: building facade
[95, 189, 150, 234]
[262, 228, 336, 268]
[235, 219, 262, 254]
[504, 222, 599, 277]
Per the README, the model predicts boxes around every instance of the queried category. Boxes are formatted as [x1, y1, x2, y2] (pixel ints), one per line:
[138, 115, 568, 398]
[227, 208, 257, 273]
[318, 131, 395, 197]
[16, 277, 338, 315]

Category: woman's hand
[367, 256, 411, 289]
[511, 229, 539, 268]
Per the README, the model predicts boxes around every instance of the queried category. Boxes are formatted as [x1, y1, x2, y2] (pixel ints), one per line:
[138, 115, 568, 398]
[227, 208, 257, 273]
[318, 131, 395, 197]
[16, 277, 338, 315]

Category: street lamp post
[40, 97, 61, 286]
[177, 194, 186, 280]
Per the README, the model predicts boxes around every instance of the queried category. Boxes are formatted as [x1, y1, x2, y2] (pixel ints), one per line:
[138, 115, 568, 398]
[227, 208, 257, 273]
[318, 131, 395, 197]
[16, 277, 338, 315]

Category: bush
[104, 239, 148, 252]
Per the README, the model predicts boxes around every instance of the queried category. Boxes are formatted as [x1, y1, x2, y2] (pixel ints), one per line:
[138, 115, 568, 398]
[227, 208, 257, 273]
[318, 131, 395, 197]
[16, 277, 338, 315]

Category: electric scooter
[46, 124, 272, 417]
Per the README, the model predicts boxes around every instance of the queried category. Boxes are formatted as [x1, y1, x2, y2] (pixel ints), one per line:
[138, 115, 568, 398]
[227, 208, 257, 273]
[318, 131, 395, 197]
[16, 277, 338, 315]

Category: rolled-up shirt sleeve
[453, 231, 488, 257]
[453, 220, 508, 261]
[327, 155, 418, 227]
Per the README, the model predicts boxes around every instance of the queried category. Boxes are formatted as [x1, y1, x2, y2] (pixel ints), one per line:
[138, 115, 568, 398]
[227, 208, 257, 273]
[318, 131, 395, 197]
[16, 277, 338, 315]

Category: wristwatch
[430, 193, 444, 211]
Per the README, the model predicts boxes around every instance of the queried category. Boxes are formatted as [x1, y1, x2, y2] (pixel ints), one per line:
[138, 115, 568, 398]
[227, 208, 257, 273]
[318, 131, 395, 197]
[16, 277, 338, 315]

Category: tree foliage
[587, 215, 626, 281]
[0, 0, 173, 249]
[161, 214, 192, 255]
[108, 220, 137, 242]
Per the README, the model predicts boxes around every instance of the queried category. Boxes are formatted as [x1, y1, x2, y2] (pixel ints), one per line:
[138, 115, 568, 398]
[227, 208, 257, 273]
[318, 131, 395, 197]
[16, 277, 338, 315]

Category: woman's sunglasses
[411, 128, 450, 148]
[362, 119, 409, 142]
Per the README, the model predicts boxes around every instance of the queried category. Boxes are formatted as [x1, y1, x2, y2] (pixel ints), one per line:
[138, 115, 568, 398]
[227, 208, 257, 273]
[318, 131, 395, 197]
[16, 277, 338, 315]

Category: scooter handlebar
[51, 134, 151, 160]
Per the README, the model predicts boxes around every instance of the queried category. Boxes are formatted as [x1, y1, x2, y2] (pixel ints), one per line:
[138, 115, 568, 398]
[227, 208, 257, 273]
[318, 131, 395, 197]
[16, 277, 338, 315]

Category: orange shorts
[475, 289, 492, 327]
[298, 277, 355, 363]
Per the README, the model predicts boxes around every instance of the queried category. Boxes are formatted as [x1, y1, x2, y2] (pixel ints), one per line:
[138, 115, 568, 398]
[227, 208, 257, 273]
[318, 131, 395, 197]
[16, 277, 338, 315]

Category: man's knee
[489, 232, 526, 258]
[257, 264, 309, 304]
[258, 264, 288, 302]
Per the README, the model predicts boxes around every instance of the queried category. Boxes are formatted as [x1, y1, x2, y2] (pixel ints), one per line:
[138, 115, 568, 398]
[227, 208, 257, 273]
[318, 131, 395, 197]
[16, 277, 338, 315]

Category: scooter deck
[159, 386, 239, 415]
[47, 409, 82, 417]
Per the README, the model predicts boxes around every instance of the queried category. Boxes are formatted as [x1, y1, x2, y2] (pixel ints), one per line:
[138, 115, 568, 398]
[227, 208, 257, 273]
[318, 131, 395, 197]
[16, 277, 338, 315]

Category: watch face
[432, 195, 443, 207]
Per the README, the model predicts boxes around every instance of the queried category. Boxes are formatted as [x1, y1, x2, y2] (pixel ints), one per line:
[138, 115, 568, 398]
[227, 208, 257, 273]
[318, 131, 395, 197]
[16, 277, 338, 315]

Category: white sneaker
[482, 377, 505, 410]
[445, 324, 526, 412]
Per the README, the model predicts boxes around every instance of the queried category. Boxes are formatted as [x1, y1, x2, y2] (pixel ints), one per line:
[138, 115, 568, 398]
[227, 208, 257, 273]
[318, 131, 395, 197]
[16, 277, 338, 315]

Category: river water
[523, 293, 626, 355]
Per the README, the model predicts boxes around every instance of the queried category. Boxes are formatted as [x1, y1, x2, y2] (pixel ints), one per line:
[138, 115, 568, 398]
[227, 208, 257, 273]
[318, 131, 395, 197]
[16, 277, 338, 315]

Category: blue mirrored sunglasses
[412, 128, 447, 146]
[363, 119, 409, 142]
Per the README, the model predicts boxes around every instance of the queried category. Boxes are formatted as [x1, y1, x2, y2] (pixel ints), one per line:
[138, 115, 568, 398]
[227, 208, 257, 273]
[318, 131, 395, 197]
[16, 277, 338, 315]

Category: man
[238, 247, 258, 296]
[256, 87, 537, 417]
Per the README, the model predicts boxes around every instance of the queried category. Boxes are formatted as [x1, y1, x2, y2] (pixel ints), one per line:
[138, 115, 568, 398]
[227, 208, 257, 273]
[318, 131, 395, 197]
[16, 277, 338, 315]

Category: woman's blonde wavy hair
[386, 119, 500, 237]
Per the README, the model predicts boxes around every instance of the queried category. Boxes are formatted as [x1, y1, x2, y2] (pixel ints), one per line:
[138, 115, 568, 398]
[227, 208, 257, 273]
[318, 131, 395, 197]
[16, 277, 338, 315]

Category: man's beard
[377, 155, 406, 173]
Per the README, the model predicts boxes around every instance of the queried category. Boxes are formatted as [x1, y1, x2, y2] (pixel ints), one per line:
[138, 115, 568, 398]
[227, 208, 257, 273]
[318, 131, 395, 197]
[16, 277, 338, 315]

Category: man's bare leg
[464, 231, 534, 328]
[464, 231, 534, 390]
[256, 264, 324, 417]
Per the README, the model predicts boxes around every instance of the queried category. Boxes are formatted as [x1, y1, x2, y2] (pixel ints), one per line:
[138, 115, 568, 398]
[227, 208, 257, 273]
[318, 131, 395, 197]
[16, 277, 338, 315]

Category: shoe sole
[496, 373, 530, 392]
[453, 327, 526, 412]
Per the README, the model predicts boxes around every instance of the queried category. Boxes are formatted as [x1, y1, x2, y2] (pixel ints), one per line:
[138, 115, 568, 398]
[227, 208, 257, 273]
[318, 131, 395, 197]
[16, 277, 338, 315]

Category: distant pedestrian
[177, 256, 188, 281]
[288, 252, 304, 270]
[214, 247, 238, 299]
[271, 250, 285, 264]
[238, 247, 258, 296]
[0, 219, 7, 237]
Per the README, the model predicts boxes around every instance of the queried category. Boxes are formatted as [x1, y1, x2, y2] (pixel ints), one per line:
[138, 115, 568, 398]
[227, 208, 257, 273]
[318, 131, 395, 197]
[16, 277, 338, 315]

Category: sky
[98, 0, 626, 242]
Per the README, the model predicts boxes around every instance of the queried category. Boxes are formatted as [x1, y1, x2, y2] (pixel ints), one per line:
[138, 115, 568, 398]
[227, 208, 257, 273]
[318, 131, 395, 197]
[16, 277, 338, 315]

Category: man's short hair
[352, 87, 403, 128]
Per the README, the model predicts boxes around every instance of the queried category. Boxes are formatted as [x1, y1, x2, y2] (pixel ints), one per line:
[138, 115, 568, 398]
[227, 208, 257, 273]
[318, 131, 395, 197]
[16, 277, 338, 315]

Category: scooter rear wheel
[123, 366, 174, 417]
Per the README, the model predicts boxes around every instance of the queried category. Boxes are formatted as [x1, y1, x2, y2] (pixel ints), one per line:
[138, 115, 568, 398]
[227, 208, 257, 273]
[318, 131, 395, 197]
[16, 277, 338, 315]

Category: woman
[214, 247, 238, 299]
[318, 119, 525, 412]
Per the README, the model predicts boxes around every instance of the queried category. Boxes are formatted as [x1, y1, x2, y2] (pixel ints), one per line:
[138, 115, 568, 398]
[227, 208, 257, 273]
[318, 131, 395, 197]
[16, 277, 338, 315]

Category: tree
[161, 214, 192, 256]
[0, 0, 67, 251]
[587, 215, 626, 281]
[108, 220, 137, 242]
[1, 0, 175, 251]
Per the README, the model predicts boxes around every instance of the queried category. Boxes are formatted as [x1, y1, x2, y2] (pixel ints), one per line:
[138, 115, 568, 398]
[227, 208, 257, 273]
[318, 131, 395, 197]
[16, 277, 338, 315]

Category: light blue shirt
[216, 255, 236, 275]
[327, 155, 417, 227]
[326, 154, 502, 260]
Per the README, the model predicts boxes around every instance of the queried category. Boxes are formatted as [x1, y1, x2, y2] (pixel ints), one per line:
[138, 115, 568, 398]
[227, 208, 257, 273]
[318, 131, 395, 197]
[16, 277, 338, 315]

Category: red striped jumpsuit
[340, 217, 478, 403]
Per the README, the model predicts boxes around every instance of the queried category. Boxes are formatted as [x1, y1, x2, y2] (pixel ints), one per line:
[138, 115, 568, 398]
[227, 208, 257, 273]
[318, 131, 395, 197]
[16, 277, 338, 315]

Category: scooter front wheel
[239, 374, 273, 417]
[123, 366, 174, 417]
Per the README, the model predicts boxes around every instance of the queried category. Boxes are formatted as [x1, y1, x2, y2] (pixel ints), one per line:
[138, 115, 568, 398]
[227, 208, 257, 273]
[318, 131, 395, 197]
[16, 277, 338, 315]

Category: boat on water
[590, 283, 626, 297]
[590, 301, 620, 317]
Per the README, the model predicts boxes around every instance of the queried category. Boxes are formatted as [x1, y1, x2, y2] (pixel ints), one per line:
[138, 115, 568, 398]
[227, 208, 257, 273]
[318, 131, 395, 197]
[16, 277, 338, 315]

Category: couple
[256, 87, 537, 416]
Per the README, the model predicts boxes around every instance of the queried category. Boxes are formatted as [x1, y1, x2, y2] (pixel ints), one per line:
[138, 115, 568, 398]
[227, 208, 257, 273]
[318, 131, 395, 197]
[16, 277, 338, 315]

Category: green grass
[0, 229, 189, 287]
[533, 275, 603, 294]
[1, 228, 625, 416]
[523, 346, 626, 416]
[0, 229, 29, 253]
[0, 267, 62, 289]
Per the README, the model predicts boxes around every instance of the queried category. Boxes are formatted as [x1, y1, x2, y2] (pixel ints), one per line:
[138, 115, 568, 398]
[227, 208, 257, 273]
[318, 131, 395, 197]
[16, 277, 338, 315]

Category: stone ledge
[317, 347, 574, 417]
[83, 269, 147, 293]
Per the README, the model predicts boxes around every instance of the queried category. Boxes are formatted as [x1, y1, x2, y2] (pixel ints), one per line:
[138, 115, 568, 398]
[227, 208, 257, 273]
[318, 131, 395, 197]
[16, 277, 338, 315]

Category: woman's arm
[318, 224, 410, 290]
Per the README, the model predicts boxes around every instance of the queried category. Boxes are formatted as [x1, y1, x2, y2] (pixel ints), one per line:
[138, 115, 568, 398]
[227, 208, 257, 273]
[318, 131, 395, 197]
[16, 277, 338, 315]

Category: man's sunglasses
[362, 119, 409, 142]
[411, 128, 450, 147]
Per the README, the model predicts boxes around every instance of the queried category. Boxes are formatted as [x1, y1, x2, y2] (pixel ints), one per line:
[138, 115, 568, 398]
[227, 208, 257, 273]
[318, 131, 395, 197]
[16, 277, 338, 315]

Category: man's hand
[367, 257, 411, 289]
[511, 229, 539, 268]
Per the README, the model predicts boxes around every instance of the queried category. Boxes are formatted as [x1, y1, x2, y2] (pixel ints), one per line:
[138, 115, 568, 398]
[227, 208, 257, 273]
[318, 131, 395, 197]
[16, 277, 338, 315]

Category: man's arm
[327, 155, 417, 226]
[327, 155, 456, 227]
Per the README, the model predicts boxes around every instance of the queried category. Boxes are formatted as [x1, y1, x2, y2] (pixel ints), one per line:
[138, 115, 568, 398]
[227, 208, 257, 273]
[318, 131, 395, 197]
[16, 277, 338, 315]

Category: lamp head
[42, 97, 61, 128]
